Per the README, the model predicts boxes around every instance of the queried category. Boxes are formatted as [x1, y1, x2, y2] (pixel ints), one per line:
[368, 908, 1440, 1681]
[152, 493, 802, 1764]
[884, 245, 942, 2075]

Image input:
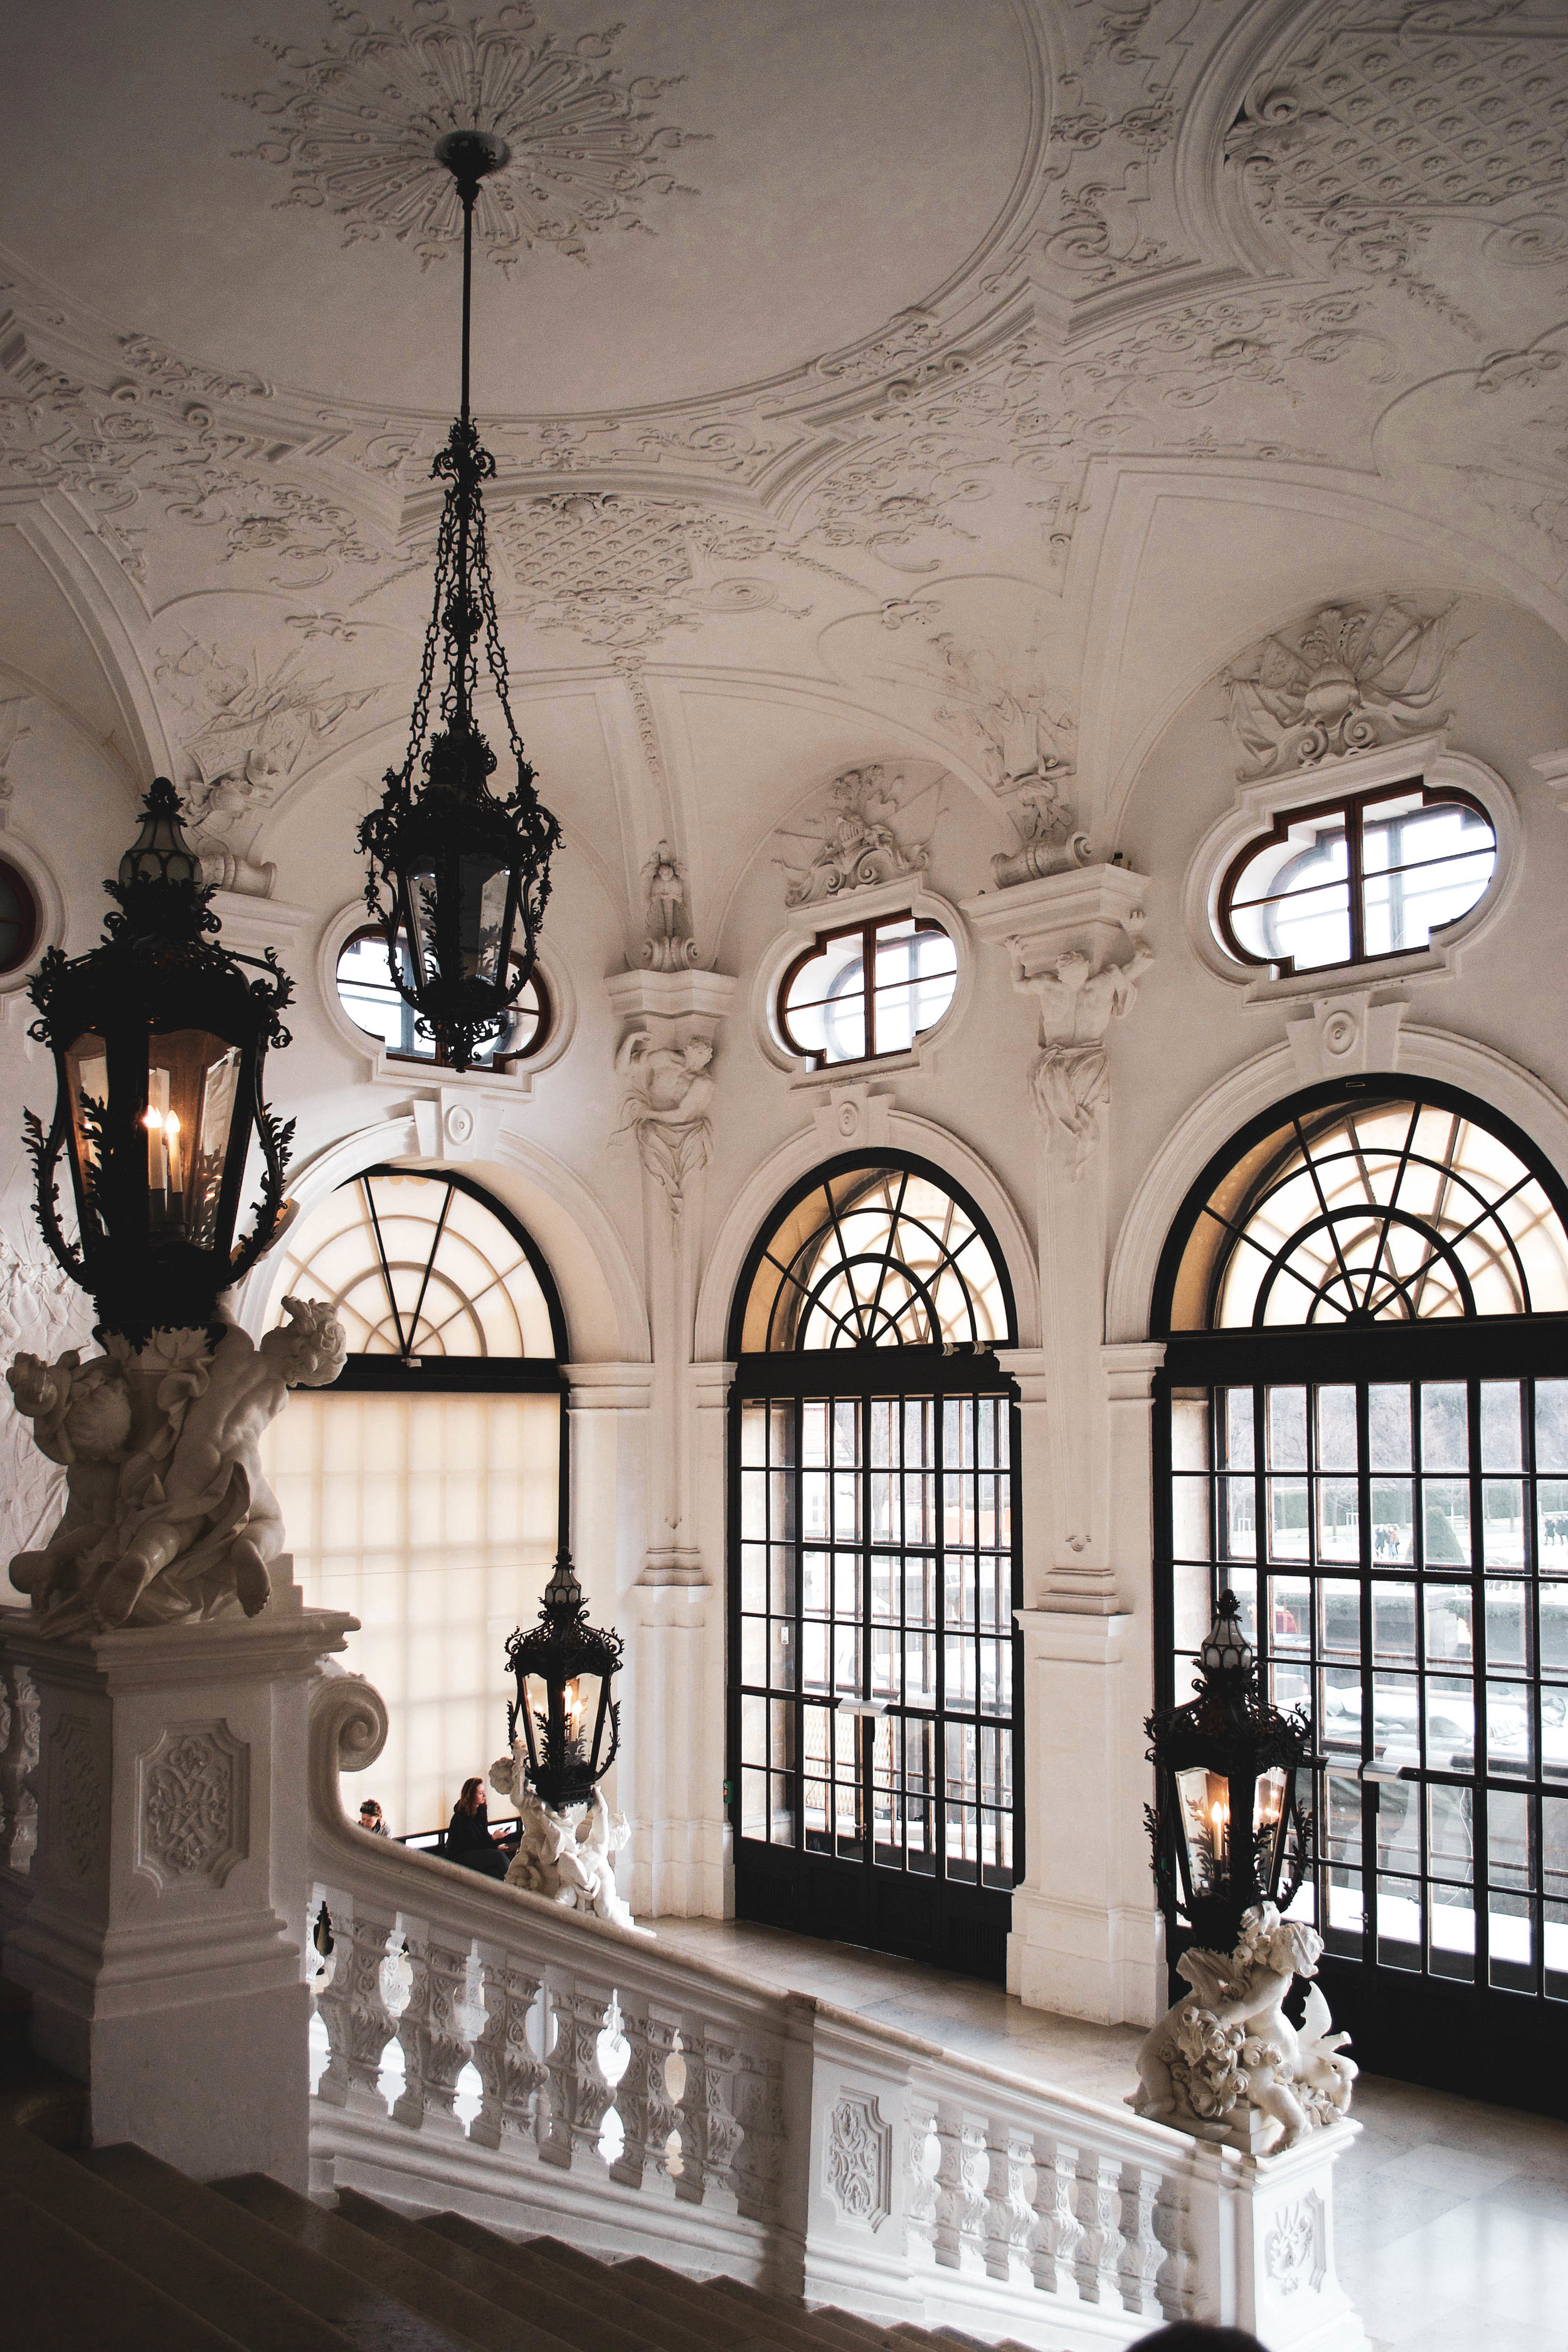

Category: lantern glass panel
[467, 858, 513, 985]
[146, 1032, 243, 1246]
[407, 874, 438, 992]
[63, 1032, 109, 1199]
[1255, 1762, 1295, 1892]
[1177, 1764, 1232, 1899]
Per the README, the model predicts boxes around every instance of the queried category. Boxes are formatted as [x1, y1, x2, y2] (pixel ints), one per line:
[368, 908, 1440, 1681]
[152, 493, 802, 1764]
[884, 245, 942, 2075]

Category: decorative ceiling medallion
[232, 0, 704, 270]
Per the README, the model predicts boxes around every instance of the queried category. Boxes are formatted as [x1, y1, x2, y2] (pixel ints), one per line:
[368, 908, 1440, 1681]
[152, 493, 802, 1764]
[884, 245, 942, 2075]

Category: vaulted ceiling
[3, 0, 1566, 953]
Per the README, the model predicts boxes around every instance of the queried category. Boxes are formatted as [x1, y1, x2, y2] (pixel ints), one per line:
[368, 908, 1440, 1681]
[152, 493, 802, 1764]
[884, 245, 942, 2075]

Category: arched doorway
[727, 1155, 1021, 1981]
[1153, 1079, 1568, 2109]
[261, 1165, 568, 1836]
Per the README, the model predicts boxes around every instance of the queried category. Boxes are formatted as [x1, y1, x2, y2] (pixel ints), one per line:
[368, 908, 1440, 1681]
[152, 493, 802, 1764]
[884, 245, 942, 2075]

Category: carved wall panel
[137, 1720, 250, 1890]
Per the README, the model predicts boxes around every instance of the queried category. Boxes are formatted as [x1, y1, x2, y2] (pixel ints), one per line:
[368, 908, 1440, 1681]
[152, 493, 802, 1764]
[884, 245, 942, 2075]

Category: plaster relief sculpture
[489, 1740, 636, 1929]
[1130, 1902, 1356, 2154]
[934, 637, 1078, 795]
[776, 766, 937, 909]
[992, 778, 1093, 888]
[1219, 594, 1456, 778]
[232, 0, 704, 273]
[5, 1297, 346, 1635]
[1029, 911, 1153, 1179]
[0, 696, 30, 809]
[158, 637, 386, 897]
[612, 1032, 715, 1225]
[640, 840, 700, 973]
[0, 1658, 40, 1873]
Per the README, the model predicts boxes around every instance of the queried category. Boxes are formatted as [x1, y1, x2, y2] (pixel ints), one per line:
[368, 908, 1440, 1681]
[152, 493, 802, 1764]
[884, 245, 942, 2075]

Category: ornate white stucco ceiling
[1, 0, 1566, 951]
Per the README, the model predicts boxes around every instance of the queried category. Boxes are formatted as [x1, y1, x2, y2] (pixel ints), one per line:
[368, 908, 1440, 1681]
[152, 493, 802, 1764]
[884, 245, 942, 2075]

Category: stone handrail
[307, 1672, 1367, 2350]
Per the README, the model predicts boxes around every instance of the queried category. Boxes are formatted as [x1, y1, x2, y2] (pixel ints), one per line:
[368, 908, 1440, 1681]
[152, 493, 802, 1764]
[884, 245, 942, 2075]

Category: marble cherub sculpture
[489, 1737, 635, 1928]
[1130, 1902, 1356, 2152]
[6, 1296, 346, 1634]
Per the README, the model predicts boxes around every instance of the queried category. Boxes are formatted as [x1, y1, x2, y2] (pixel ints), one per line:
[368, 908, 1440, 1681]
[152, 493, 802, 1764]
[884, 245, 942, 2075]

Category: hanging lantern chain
[358, 125, 560, 1074]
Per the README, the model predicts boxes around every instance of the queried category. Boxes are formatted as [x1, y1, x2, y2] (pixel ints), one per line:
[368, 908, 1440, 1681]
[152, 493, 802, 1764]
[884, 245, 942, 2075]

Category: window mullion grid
[1346, 801, 1367, 968]
[1360, 1379, 1379, 1966]
[935, 1395, 949, 1883]
[862, 920, 878, 1062]
[1469, 1374, 1492, 1989]
[1354, 1380, 1374, 1966]
[1527, 1375, 1545, 1999]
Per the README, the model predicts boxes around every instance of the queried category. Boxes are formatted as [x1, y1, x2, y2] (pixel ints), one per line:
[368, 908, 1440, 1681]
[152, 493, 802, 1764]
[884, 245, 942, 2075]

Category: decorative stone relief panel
[232, 0, 704, 271]
[825, 2089, 892, 2230]
[775, 766, 940, 909]
[50, 1714, 103, 1884]
[137, 1720, 250, 1890]
[1219, 595, 1456, 778]
[1263, 2190, 1327, 2300]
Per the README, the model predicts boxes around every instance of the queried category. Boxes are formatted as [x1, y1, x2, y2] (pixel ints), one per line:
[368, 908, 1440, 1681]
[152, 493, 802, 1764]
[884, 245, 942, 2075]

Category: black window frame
[1152, 1077, 1568, 2116]
[726, 1152, 1023, 1983]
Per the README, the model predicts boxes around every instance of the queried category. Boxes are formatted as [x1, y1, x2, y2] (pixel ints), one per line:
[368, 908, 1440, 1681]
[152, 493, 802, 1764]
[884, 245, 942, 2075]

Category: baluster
[605, 1994, 669, 2189]
[469, 1956, 543, 2151]
[541, 1979, 615, 2170]
[315, 1907, 396, 2111]
[904, 2101, 939, 2261]
[393, 1932, 472, 2133]
[675, 2030, 743, 2206]
[1117, 2161, 1164, 2318]
[728, 2042, 786, 2221]
[1073, 2151, 1126, 2305]
[1153, 2175, 1196, 2321]
[930, 2102, 968, 2269]
[983, 2127, 1034, 2283]
[1028, 2133, 1084, 2296]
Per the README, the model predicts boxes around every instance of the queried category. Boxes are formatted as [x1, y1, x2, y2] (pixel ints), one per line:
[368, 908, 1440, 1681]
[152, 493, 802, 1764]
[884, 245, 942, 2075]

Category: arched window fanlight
[1167, 1092, 1568, 1332]
[270, 1166, 565, 1364]
[736, 1160, 1012, 1353]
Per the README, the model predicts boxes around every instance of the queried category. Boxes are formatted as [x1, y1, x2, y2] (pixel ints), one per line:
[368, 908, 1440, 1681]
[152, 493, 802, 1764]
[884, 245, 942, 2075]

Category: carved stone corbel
[965, 863, 1153, 1179]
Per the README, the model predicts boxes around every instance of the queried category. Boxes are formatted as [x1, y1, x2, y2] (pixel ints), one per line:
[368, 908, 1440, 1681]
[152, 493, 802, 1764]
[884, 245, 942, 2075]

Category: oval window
[0, 857, 39, 975]
[336, 926, 549, 1069]
[1219, 783, 1495, 975]
[778, 913, 957, 1068]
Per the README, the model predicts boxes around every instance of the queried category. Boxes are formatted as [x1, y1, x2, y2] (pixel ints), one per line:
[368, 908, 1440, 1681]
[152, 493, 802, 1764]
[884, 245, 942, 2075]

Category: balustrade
[304, 1670, 1367, 2352]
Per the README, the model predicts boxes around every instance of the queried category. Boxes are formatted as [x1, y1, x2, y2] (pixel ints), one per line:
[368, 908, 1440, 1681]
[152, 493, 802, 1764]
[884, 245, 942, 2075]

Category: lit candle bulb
[143, 1105, 167, 1217]
[164, 1110, 183, 1229]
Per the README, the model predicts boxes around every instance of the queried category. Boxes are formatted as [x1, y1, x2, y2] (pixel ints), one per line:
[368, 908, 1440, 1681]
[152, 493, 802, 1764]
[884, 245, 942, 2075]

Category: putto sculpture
[7, 1298, 346, 1634]
[1131, 1900, 1356, 2152]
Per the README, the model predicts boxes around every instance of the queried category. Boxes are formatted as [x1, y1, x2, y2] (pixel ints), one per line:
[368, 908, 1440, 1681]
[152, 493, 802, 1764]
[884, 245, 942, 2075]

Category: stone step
[335, 2186, 662, 2352]
[617, 2259, 878, 2352]
[0, 2118, 351, 2352]
[506, 2235, 759, 2346]
[217, 2173, 582, 2352]
[0, 2180, 247, 2351]
[87, 2143, 479, 2352]
[423, 2218, 780, 2352]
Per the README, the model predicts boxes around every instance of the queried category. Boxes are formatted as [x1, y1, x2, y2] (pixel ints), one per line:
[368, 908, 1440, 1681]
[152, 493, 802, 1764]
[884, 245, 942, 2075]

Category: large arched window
[261, 1168, 568, 1839]
[1154, 1081, 1568, 2109]
[728, 1157, 1020, 1983]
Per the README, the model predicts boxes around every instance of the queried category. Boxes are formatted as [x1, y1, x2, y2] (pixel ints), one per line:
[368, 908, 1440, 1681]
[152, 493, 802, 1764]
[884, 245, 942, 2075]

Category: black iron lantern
[24, 779, 294, 1342]
[358, 128, 560, 1074]
[505, 1554, 623, 1812]
[1145, 1589, 1314, 1952]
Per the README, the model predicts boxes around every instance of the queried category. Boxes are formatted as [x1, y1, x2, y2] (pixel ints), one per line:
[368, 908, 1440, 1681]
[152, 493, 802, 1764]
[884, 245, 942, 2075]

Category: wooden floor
[655, 1915, 1568, 2352]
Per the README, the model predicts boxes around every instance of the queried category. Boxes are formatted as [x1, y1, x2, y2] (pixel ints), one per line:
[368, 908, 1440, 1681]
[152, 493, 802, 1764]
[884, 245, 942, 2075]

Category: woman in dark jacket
[445, 1777, 509, 1878]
